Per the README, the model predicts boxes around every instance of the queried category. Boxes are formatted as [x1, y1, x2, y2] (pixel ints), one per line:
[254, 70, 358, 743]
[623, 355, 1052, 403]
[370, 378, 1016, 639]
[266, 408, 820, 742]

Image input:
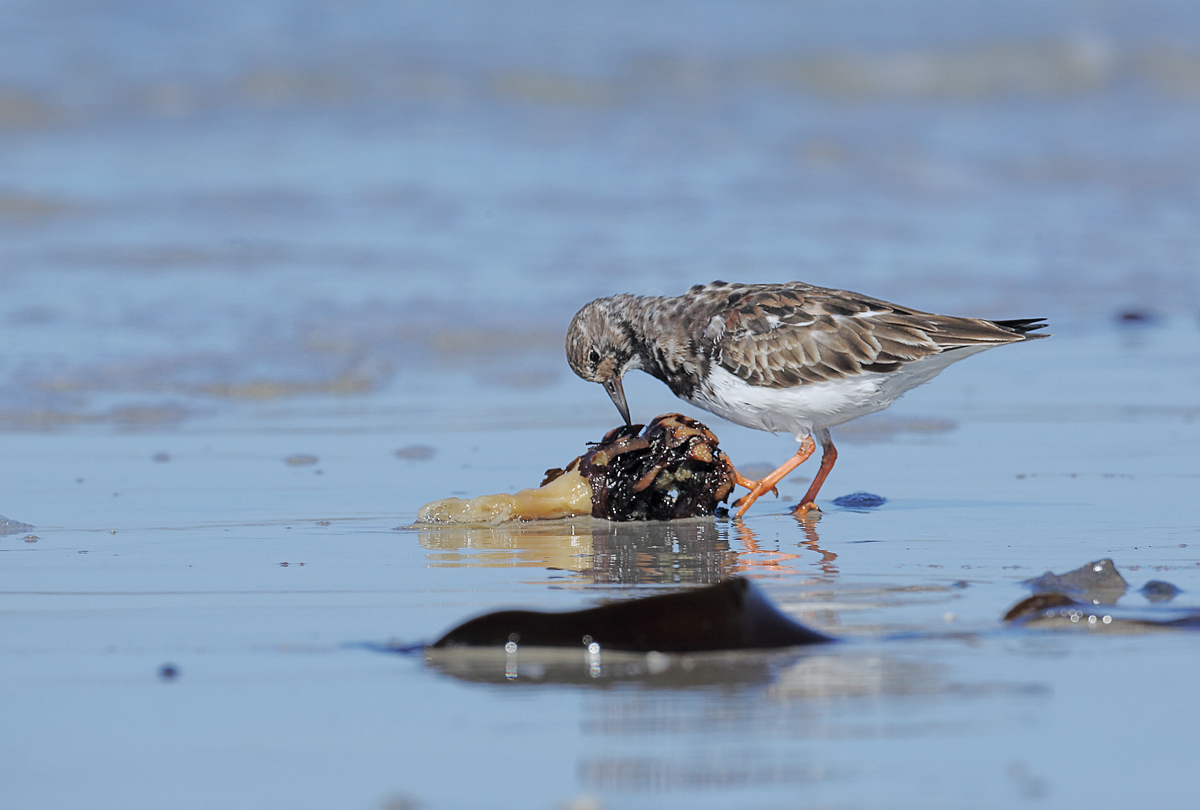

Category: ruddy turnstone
[565, 281, 1047, 518]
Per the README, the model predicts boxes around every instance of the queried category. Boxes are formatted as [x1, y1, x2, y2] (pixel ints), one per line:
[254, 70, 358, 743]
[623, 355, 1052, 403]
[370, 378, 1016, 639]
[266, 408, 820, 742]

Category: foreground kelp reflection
[569, 650, 1046, 793]
[425, 639, 1044, 713]
[427, 645, 798, 688]
[425, 645, 949, 694]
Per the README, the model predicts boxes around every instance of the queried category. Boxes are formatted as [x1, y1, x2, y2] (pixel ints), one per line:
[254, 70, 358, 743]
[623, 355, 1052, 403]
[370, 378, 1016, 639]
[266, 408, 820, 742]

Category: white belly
[687, 347, 991, 440]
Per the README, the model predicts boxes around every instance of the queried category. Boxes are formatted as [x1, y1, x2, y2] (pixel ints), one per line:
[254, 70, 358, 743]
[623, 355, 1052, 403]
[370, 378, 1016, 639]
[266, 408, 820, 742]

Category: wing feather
[693, 281, 1042, 389]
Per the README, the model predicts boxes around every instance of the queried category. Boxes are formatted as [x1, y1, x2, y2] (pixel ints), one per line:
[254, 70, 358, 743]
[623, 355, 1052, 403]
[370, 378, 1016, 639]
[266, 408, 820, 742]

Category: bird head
[565, 297, 640, 425]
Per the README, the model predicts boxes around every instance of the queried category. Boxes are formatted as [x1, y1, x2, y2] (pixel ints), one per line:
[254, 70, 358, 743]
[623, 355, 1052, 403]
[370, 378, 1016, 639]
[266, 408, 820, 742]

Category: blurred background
[2, 0, 1199, 436]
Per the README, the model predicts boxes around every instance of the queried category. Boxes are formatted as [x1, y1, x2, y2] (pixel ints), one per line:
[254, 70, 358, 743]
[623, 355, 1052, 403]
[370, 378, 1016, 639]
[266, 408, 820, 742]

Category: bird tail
[992, 318, 1050, 338]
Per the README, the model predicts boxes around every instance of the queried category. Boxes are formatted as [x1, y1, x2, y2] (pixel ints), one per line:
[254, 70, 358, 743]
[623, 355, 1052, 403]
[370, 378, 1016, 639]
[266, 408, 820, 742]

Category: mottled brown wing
[708, 283, 1037, 388]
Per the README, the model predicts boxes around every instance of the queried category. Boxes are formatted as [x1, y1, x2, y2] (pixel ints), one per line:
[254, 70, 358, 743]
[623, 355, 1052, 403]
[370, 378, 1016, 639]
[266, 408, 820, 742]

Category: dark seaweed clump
[545, 413, 735, 521]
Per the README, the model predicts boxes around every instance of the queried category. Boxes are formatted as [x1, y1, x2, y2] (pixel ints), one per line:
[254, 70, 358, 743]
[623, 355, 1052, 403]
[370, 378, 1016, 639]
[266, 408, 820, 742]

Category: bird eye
[588, 349, 600, 366]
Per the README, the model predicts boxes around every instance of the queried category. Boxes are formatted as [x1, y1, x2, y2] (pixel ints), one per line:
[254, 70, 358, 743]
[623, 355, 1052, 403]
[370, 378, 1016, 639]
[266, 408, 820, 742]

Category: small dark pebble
[1141, 580, 1181, 603]
[158, 664, 179, 680]
[152, 452, 171, 463]
[1116, 309, 1158, 325]
[832, 492, 887, 509]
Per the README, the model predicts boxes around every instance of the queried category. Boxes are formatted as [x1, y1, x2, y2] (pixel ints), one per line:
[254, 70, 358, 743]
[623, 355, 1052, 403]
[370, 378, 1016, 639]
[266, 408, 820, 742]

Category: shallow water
[3, 2, 1200, 808]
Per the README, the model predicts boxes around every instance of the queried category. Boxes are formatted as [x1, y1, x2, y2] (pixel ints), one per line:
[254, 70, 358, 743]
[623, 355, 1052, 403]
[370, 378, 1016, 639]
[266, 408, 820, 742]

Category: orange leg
[792, 437, 837, 517]
[732, 436, 816, 519]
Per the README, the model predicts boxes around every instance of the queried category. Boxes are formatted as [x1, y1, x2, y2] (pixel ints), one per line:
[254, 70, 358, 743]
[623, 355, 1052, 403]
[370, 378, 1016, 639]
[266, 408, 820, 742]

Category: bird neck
[615, 294, 703, 399]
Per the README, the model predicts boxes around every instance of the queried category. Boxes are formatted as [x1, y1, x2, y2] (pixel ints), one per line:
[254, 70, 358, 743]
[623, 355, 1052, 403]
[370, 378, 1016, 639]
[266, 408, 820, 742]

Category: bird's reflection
[584, 519, 737, 584]
[729, 521, 801, 576]
[797, 515, 839, 580]
[414, 512, 838, 583]
[730, 514, 839, 581]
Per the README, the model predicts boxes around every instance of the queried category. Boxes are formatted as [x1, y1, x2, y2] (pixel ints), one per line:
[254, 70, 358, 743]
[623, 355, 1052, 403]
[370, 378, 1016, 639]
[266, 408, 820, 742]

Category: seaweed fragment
[0, 515, 35, 535]
[1141, 580, 1181, 603]
[430, 577, 833, 652]
[1024, 558, 1127, 604]
[1003, 592, 1200, 631]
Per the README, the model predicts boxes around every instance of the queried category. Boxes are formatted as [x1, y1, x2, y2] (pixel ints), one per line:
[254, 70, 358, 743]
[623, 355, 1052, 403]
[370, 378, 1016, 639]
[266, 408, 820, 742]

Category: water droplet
[504, 641, 517, 654]
[645, 651, 670, 674]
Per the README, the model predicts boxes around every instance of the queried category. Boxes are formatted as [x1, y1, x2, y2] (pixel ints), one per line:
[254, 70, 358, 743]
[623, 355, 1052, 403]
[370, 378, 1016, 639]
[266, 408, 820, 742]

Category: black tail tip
[994, 317, 1049, 337]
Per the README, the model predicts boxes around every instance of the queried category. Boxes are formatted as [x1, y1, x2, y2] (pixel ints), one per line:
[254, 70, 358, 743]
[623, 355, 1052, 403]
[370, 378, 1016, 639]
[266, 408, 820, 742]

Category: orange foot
[791, 501, 821, 518]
